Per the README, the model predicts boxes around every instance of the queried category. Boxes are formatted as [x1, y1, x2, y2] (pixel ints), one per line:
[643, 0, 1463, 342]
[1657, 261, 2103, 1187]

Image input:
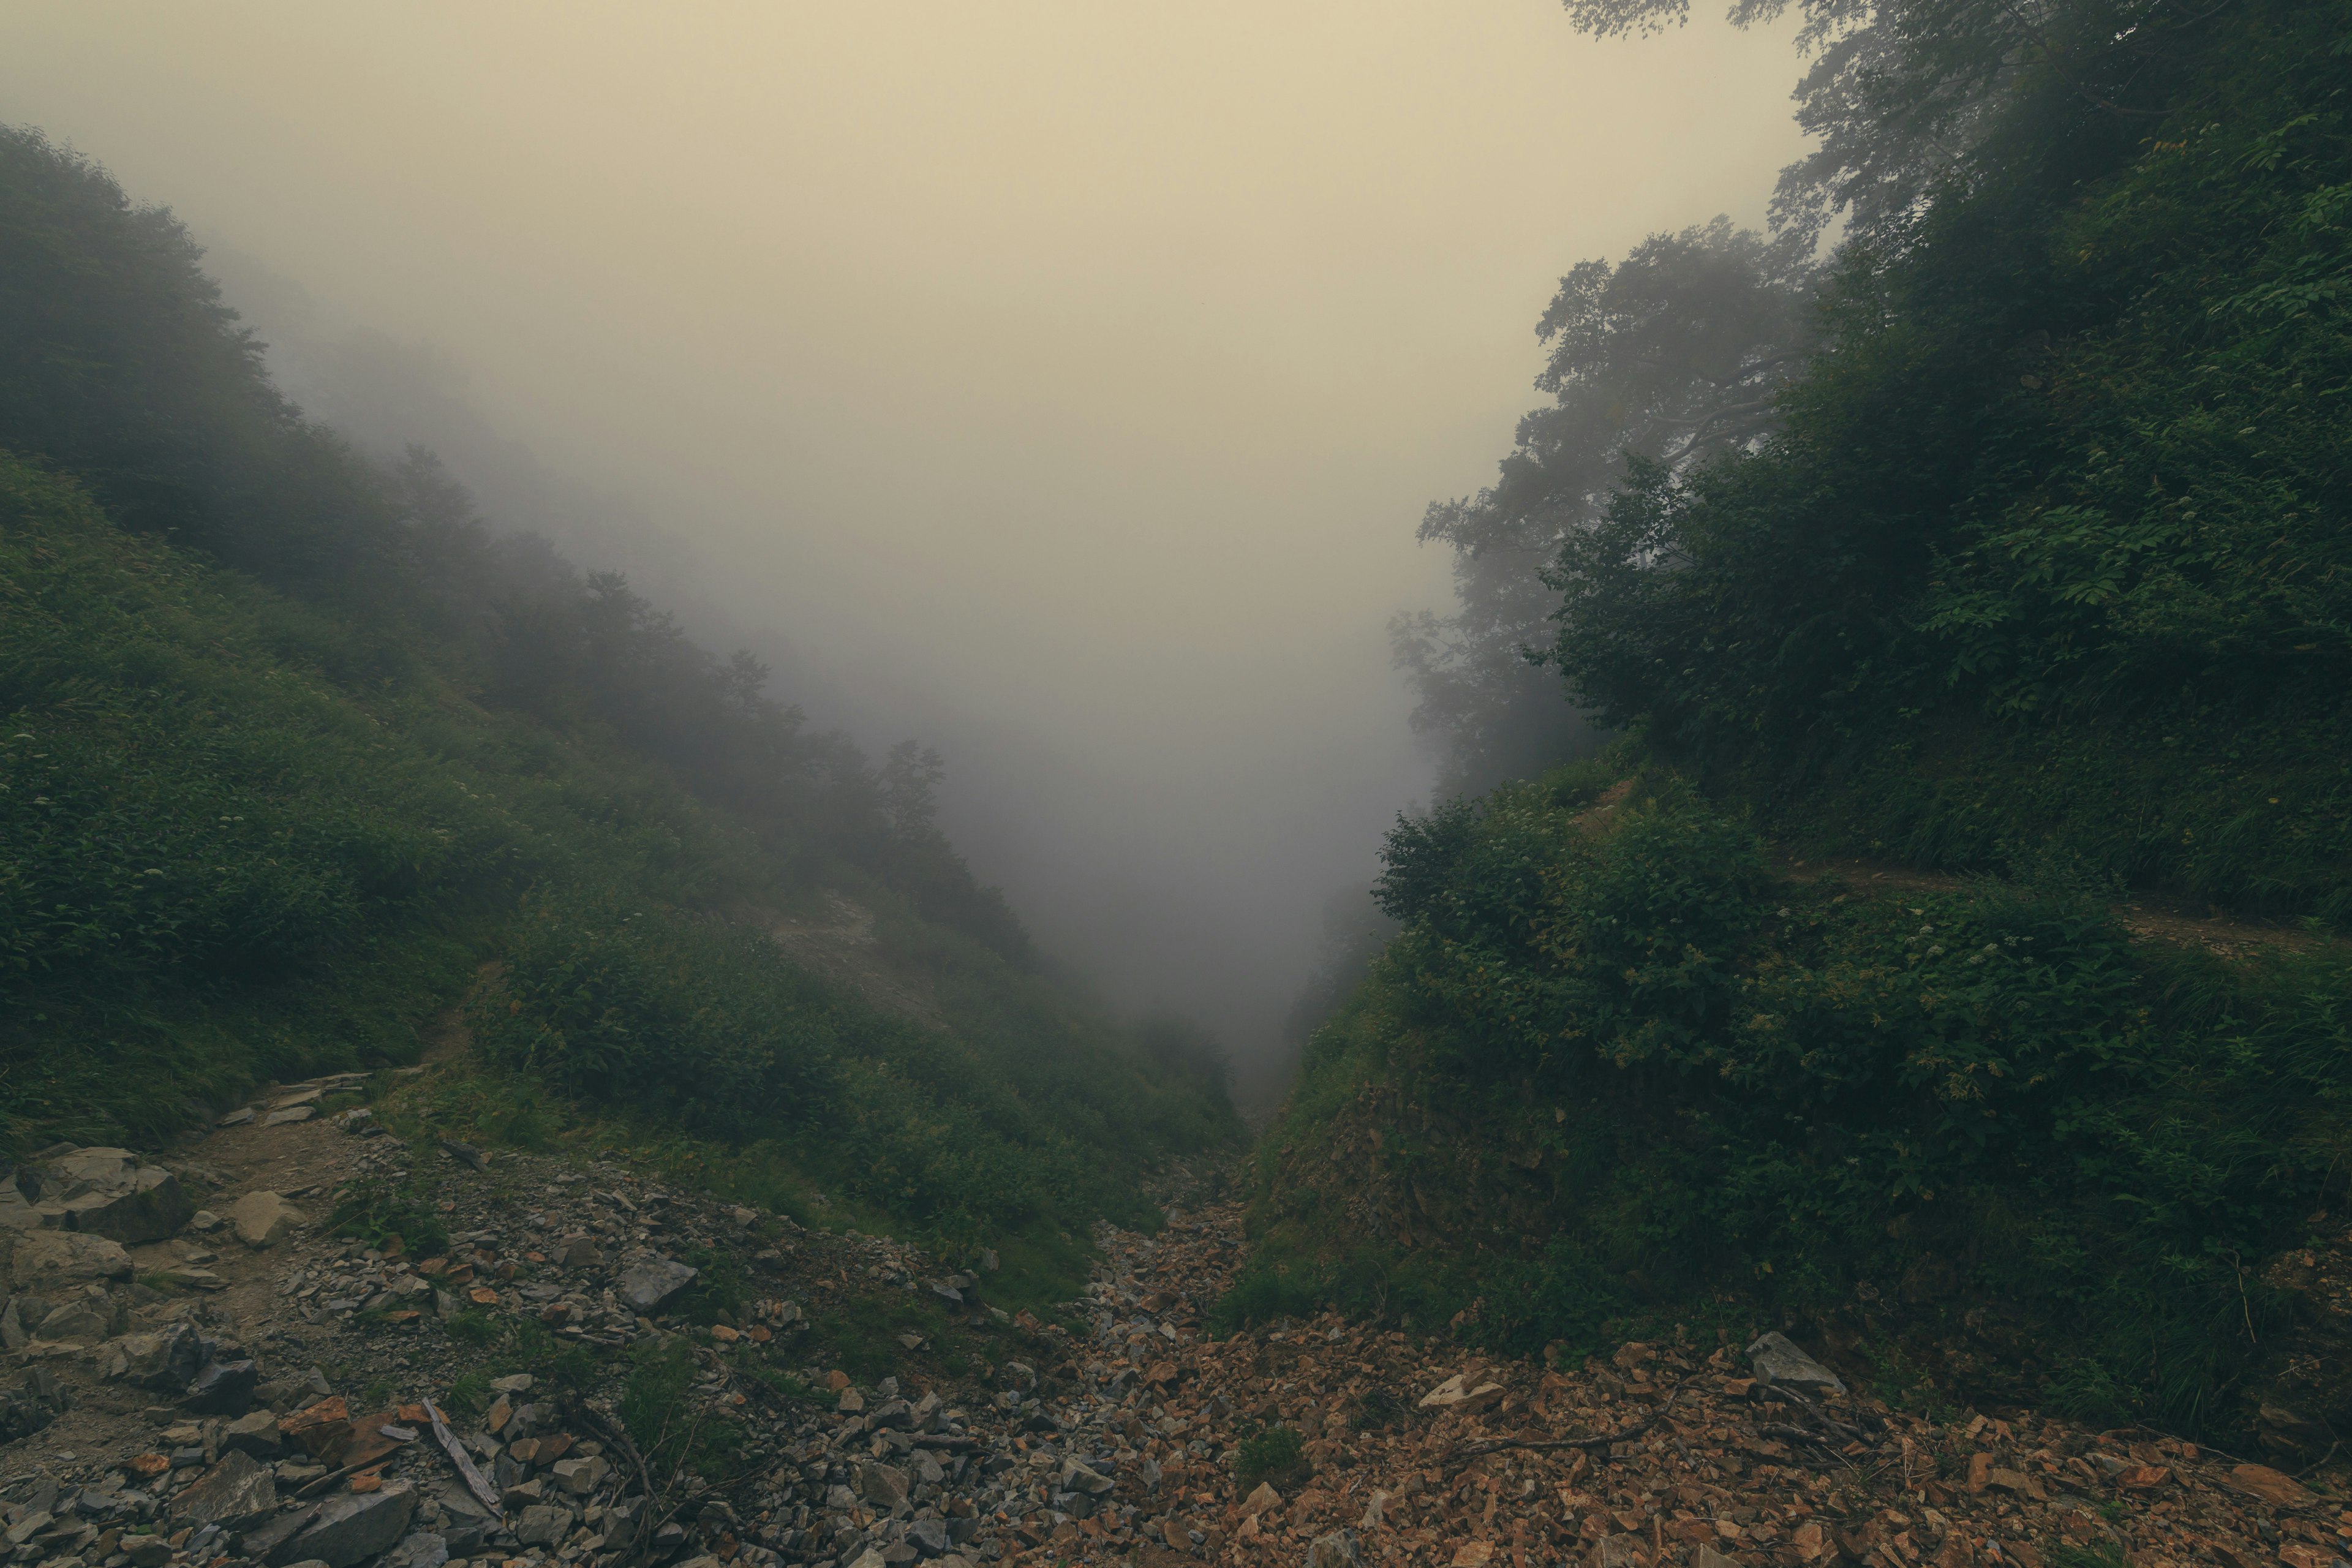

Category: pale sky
[0, 2, 1811, 1099]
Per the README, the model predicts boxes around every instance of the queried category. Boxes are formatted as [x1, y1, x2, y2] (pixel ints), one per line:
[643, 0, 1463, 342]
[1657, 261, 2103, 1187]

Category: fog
[0, 2, 1809, 1106]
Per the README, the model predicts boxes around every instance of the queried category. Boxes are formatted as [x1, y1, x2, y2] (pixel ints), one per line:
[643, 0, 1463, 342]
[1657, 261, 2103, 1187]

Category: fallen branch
[1446, 1368, 1709, 1466]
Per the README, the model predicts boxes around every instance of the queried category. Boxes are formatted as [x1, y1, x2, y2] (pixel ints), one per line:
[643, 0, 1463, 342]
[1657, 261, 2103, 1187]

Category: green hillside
[0, 125, 1239, 1257]
[1242, 0, 2352, 1450]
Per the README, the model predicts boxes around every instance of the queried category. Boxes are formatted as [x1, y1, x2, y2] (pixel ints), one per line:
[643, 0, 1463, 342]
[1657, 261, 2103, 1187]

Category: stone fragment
[1592, 1538, 1642, 1568]
[228, 1191, 305, 1248]
[439, 1139, 487, 1170]
[2227, 1464, 2312, 1507]
[216, 1108, 255, 1128]
[906, 1520, 951, 1558]
[263, 1107, 316, 1126]
[1243, 1483, 1282, 1518]
[1450, 1543, 1491, 1568]
[1697, 1547, 1741, 1568]
[167, 1450, 277, 1528]
[222, 1411, 284, 1459]
[550, 1456, 609, 1496]
[185, 1359, 258, 1415]
[1745, 1332, 1847, 1396]
[382, 1533, 448, 1568]
[615, 1256, 697, 1314]
[861, 1461, 910, 1512]
[34, 1286, 123, 1343]
[514, 1504, 575, 1547]
[243, 1504, 321, 1563]
[102, 1324, 205, 1390]
[1308, 1530, 1362, 1568]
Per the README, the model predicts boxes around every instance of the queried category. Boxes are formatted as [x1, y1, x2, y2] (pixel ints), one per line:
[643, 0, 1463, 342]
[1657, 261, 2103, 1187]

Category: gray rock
[271, 1483, 418, 1568]
[1305, 1530, 1361, 1568]
[216, 1108, 256, 1128]
[102, 1324, 206, 1390]
[858, 1462, 909, 1513]
[550, 1457, 608, 1496]
[383, 1532, 450, 1568]
[439, 1139, 486, 1171]
[34, 1286, 123, 1343]
[1060, 1459, 1115, 1497]
[184, 1358, 258, 1415]
[167, 1450, 277, 1529]
[227, 1191, 304, 1250]
[514, 1504, 575, 1547]
[904, 1519, 951, 1558]
[1746, 1331, 1847, 1396]
[124, 1535, 175, 1567]
[7, 1227, 134, 1286]
[36, 1150, 192, 1244]
[222, 1411, 284, 1459]
[614, 1257, 696, 1314]
[243, 1504, 321, 1564]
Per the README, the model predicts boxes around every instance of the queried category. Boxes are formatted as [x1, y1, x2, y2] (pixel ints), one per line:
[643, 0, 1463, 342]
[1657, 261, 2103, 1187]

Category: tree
[1398, 219, 1816, 793]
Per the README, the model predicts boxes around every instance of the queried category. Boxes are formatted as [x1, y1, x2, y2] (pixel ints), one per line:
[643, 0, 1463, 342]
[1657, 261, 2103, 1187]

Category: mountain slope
[0, 125, 1240, 1256]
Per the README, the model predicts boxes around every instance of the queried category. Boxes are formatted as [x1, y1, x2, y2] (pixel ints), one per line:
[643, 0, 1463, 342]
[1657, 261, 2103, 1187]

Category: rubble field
[1, 1071, 2342, 1568]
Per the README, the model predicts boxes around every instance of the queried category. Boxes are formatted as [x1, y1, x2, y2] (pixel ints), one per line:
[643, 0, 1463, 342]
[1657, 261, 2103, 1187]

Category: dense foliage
[1246, 760, 2350, 1430]
[1544, 0, 2352, 916]
[1258, 0, 2352, 1444]
[0, 125, 1240, 1235]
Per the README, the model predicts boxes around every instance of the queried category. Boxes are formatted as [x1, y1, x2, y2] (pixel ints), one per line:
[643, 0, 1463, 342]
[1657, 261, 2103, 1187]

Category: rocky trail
[1, 1067, 2344, 1568]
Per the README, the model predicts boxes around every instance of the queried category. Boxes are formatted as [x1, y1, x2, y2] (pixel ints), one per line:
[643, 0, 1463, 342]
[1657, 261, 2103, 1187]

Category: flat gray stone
[228, 1191, 304, 1249]
[7, 1227, 134, 1286]
[514, 1503, 575, 1547]
[1746, 1331, 1847, 1396]
[271, 1482, 417, 1568]
[614, 1257, 696, 1314]
[167, 1450, 277, 1528]
[858, 1461, 908, 1513]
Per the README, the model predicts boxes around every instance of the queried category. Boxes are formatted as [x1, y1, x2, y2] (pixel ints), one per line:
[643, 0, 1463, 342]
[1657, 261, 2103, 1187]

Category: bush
[1234, 1423, 1308, 1490]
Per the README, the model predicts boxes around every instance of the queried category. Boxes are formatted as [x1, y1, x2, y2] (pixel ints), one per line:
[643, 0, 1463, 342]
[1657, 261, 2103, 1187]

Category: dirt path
[1774, 851, 2340, 961]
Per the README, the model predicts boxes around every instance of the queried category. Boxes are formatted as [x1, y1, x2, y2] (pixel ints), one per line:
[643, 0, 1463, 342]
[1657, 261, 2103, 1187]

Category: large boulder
[8, 1227, 134, 1287]
[33, 1286, 124, 1344]
[228, 1191, 305, 1250]
[36, 1148, 192, 1243]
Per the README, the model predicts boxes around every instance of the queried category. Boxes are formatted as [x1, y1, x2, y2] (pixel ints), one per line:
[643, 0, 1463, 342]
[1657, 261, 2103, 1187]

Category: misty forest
[1, 0, 2348, 1565]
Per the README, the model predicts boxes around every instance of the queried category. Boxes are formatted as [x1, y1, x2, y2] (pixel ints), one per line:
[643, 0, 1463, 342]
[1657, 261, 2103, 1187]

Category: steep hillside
[0, 126, 1240, 1262]
[1242, 0, 2352, 1459]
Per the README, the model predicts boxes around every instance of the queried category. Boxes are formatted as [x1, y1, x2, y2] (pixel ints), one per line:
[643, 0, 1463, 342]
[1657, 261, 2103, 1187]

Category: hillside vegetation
[1246, 0, 2352, 1450]
[0, 126, 1239, 1261]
